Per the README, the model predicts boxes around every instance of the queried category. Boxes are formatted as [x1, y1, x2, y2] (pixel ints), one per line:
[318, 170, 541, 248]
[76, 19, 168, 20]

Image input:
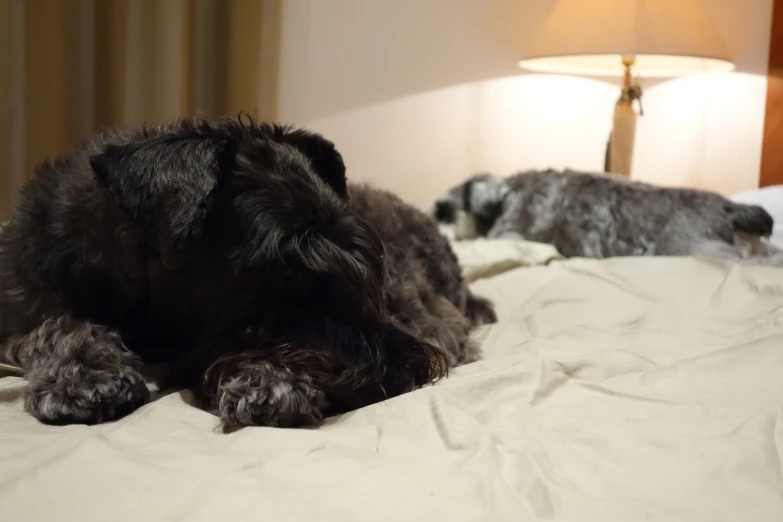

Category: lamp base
[609, 103, 637, 176]
[606, 56, 642, 177]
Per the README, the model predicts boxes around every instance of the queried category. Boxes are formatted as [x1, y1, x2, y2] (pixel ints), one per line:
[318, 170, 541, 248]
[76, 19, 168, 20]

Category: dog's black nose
[434, 201, 456, 223]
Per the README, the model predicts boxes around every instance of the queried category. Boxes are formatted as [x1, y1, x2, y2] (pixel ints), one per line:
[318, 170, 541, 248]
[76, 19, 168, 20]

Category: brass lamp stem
[622, 56, 635, 93]
[618, 55, 643, 114]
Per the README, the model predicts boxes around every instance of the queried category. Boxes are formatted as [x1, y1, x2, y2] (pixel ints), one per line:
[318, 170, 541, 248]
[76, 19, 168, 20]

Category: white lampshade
[518, 0, 735, 77]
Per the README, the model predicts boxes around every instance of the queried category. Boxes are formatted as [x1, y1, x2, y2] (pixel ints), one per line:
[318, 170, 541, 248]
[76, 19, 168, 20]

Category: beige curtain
[0, 0, 282, 219]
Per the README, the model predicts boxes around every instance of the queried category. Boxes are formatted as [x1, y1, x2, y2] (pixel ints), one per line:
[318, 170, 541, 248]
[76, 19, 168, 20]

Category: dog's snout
[434, 200, 456, 223]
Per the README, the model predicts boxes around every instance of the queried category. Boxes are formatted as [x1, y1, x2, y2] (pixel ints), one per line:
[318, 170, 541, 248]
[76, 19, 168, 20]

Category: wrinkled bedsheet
[1, 242, 782, 522]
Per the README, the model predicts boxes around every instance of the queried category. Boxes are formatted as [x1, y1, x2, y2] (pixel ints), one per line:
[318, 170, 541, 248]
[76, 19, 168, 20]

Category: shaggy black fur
[349, 185, 496, 366]
[0, 117, 494, 430]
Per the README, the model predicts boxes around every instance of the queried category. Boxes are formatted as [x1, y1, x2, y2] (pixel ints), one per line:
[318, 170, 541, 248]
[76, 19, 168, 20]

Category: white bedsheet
[1, 245, 782, 521]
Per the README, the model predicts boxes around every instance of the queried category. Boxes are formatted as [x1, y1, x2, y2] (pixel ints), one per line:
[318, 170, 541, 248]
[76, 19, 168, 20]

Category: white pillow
[450, 238, 563, 282]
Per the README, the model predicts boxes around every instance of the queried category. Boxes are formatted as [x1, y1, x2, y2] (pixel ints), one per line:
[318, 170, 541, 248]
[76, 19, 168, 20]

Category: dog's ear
[279, 129, 348, 199]
[91, 134, 233, 268]
[467, 175, 508, 214]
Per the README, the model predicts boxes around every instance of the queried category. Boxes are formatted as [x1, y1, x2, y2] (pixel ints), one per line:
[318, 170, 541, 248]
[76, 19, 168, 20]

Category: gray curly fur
[211, 355, 325, 432]
[4, 316, 148, 424]
[434, 169, 778, 262]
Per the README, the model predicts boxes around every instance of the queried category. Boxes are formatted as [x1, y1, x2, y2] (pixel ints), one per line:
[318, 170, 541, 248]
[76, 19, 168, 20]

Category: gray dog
[433, 169, 780, 263]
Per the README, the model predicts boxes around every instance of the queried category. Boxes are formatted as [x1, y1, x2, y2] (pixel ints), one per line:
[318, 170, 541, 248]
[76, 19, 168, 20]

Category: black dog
[0, 117, 494, 431]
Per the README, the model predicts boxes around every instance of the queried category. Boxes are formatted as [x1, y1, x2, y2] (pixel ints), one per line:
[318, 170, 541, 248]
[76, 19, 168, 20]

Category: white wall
[278, 0, 773, 206]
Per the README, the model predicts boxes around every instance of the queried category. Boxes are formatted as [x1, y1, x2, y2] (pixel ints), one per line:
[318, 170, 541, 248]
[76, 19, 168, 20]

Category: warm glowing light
[519, 0, 734, 78]
[519, 54, 735, 78]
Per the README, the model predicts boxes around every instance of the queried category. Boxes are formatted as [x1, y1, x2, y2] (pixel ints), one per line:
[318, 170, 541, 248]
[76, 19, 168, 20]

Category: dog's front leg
[197, 352, 326, 432]
[3, 316, 149, 425]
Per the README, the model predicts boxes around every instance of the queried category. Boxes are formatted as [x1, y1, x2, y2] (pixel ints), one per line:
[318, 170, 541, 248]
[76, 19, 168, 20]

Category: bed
[1, 238, 782, 521]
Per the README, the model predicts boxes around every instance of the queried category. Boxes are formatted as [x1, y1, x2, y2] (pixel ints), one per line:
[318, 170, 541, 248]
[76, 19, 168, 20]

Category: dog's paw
[217, 363, 325, 431]
[24, 355, 149, 425]
[465, 294, 497, 326]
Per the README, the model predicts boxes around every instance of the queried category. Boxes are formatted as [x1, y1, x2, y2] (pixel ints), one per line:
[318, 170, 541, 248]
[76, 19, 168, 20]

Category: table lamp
[518, 0, 734, 176]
